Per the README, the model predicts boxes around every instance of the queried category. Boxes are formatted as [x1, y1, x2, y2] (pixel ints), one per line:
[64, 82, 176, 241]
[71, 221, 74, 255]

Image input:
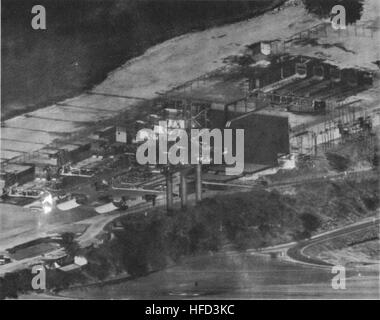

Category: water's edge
[1, 0, 284, 120]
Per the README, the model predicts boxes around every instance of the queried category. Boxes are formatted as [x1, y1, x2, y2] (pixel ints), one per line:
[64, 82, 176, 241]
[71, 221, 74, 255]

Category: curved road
[258, 215, 380, 268]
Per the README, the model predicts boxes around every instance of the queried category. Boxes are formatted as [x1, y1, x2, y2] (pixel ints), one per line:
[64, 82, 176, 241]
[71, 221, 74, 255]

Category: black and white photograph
[0, 0, 379, 302]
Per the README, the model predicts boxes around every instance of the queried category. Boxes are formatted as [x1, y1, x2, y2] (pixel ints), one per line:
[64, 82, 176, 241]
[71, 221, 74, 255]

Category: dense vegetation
[83, 176, 378, 278]
[302, 0, 364, 24]
[1, 175, 378, 298]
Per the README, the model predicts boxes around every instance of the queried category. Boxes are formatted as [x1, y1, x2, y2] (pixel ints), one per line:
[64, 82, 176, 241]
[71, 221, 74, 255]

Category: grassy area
[304, 226, 379, 267]
[292, 176, 379, 231]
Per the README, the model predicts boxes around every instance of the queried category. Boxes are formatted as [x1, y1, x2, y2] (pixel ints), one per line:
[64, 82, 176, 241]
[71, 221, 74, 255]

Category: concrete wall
[0, 164, 35, 187]
[227, 113, 290, 166]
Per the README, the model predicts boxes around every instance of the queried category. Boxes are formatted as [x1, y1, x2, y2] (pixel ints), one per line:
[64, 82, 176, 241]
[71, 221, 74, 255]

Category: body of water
[1, 0, 282, 119]
[59, 251, 379, 299]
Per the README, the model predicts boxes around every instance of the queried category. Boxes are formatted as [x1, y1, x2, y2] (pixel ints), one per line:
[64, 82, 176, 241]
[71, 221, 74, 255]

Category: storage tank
[313, 64, 328, 80]
[329, 66, 341, 83]
[343, 69, 358, 87]
[295, 57, 315, 78]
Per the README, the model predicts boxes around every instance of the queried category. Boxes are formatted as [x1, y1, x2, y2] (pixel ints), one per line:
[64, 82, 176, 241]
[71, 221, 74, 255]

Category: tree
[60, 232, 79, 257]
[300, 213, 321, 233]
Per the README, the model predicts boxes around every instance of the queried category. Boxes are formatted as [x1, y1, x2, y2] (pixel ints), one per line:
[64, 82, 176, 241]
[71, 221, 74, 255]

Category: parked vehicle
[0, 254, 12, 265]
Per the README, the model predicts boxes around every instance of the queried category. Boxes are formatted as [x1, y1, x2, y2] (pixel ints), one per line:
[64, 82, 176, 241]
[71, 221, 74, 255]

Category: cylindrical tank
[343, 69, 358, 87]
[330, 67, 341, 83]
[313, 64, 325, 80]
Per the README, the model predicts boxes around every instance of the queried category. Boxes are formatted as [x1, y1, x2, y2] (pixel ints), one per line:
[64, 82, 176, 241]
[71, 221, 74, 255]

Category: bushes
[93, 188, 308, 275]
[60, 232, 79, 257]
[0, 269, 33, 299]
[300, 213, 322, 233]
[2, 176, 377, 298]
[302, 0, 364, 24]
[326, 152, 350, 172]
[100, 178, 378, 276]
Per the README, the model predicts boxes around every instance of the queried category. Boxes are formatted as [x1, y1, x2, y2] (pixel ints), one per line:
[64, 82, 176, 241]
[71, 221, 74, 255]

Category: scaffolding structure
[269, 22, 374, 55]
[291, 103, 375, 157]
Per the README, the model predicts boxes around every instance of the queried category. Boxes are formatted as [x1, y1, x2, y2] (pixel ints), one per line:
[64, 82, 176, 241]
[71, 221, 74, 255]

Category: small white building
[116, 126, 127, 143]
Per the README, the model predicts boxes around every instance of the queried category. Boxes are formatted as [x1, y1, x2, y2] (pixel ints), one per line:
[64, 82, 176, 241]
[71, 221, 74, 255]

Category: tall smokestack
[166, 170, 173, 211]
[180, 171, 187, 209]
[195, 163, 202, 202]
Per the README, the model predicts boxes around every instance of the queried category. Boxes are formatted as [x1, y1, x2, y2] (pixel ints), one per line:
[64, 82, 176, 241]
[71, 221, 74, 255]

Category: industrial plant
[1, 0, 379, 300]
[2, 25, 377, 212]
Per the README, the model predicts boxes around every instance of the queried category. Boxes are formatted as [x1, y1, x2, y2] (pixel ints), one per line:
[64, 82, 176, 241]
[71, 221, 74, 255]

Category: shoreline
[54, 187, 379, 298]
[2, 0, 379, 164]
[1, 0, 379, 300]
[1, 0, 323, 164]
[1, 0, 286, 121]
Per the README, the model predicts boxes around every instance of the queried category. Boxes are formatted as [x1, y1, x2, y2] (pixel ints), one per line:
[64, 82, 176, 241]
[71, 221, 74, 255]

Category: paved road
[256, 214, 380, 267]
[287, 216, 380, 266]
[202, 168, 375, 190]
[0, 189, 219, 276]
[0, 204, 154, 276]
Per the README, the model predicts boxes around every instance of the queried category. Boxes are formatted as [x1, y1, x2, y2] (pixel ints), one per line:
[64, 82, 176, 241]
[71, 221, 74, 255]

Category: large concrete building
[226, 112, 289, 167]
